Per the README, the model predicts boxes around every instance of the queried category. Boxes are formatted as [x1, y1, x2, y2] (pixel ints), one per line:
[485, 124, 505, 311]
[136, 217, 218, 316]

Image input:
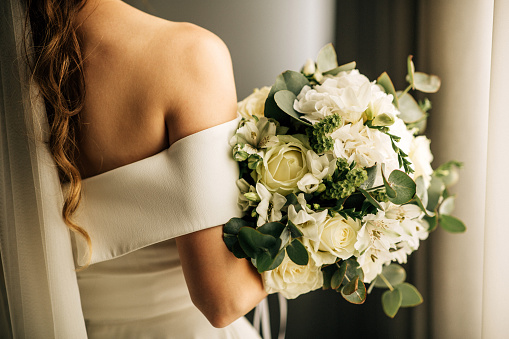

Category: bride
[1, 0, 267, 337]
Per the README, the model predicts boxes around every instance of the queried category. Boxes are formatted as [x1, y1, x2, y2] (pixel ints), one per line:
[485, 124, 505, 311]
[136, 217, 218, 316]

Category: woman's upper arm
[163, 25, 267, 327]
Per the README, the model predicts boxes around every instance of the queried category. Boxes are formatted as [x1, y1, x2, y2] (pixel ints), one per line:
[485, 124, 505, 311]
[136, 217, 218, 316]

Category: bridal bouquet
[223, 44, 465, 317]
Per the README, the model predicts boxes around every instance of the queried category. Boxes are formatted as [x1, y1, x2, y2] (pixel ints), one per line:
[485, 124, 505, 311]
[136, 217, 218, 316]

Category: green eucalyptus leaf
[372, 113, 395, 127]
[341, 279, 366, 304]
[331, 266, 346, 290]
[373, 264, 407, 288]
[255, 251, 275, 272]
[434, 161, 463, 187]
[397, 283, 423, 307]
[224, 218, 251, 235]
[267, 250, 286, 271]
[323, 61, 357, 76]
[398, 92, 427, 124]
[358, 187, 383, 210]
[223, 233, 238, 252]
[360, 164, 378, 190]
[386, 170, 417, 205]
[274, 90, 311, 126]
[238, 227, 276, 258]
[427, 176, 445, 211]
[316, 43, 338, 73]
[286, 239, 309, 265]
[407, 55, 415, 89]
[342, 275, 359, 295]
[344, 258, 364, 283]
[413, 72, 441, 93]
[377, 72, 399, 109]
[382, 168, 397, 199]
[287, 220, 304, 238]
[424, 215, 438, 232]
[439, 195, 456, 215]
[439, 214, 466, 233]
[415, 176, 428, 208]
[258, 222, 286, 238]
[382, 289, 402, 318]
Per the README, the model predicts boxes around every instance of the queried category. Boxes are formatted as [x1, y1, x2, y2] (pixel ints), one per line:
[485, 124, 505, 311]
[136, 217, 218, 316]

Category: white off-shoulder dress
[73, 119, 260, 338]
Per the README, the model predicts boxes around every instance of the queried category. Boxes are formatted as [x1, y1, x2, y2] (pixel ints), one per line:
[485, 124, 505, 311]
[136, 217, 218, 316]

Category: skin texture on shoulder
[75, 0, 267, 328]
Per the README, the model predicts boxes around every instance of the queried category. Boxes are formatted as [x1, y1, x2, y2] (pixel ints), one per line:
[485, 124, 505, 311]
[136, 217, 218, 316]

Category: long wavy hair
[25, 0, 91, 269]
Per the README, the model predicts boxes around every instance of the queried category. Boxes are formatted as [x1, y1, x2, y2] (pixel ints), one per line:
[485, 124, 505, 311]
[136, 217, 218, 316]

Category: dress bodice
[73, 119, 260, 338]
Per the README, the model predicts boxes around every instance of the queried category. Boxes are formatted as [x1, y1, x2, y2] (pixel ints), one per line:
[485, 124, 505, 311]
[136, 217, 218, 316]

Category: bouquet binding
[224, 44, 465, 317]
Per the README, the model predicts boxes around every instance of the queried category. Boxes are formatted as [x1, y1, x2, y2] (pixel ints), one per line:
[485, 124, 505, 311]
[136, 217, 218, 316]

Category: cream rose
[262, 254, 323, 299]
[318, 215, 361, 260]
[237, 86, 271, 119]
[256, 136, 310, 195]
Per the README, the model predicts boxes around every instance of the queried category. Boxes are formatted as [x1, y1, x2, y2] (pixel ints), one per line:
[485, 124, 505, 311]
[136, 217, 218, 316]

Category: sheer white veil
[0, 0, 87, 337]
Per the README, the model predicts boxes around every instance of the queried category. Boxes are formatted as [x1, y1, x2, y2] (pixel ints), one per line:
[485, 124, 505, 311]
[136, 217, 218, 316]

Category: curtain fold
[482, 0, 509, 337]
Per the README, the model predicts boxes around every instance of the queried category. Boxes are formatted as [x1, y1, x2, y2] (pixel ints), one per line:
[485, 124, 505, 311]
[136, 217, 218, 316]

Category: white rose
[262, 254, 323, 299]
[318, 215, 361, 260]
[256, 136, 310, 195]
[237, 86, 271, 119]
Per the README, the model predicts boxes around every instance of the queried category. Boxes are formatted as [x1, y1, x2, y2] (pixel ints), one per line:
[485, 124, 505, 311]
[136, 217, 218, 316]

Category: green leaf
[341, 279, 366, 304]
[413, 72, 441, 93]
[382, 289, 402, 318]
[316, 43, 338, 73]
[439, 214, 466, 233]
[397, 283, 423, 307]
[344, 258, 364, 283]
[358, 187, 383, 210]
[434, 161, 463, 187]
[255, 251, 275, 272]
[287, 220, 303, 238]
[274, 90, 311, 126]
[267, 250, 286, 270]
[373, 264, 406, 288]
[286, 239, 309, 265]
[386, 170, 417, 205]
[406, 55, 415, 89]
[323, 61, 357, 76]
[224, 218, 251, 235]
[377, 72, 399, 109]
[264, 71, 310, 125]
[238, 227, 277, 258]
[415, 176, 428, 209]
[360, 164, 378, 190]
[424, 215, 438, 232]
[342, 276, 359, 295]
[427, 176, 445, 211]
[397, 92, 427, 124]
[381, 167, 397, 199]
[372, 113, 395, 127]
[439, 195, 456, 215]
[331, 265, 346, 290]
[258, 222, 286, 238]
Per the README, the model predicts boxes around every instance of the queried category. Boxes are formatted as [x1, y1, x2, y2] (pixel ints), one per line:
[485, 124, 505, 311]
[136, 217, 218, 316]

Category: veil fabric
[0, 0, 87, 337]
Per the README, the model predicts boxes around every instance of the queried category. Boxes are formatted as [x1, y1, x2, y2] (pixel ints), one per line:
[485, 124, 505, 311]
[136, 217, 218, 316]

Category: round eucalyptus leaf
[342, 276, 359, 296]
[398, 92, 426, 124]
[331, 264, 346, 290]
[267, 250, 286, 271]
[439, 214, 466, 233]
[258, 222, 286, 238]
[358, 188, 383, 210]
[316, 43, 338, 73]
[341, 279, 366, 304]
[439, 195, 456, 215]
[387, 170, 417, 205]
[286, 239, 309, 265]
[287, 220, 303, 238]
[323, 61, 356, 76]
[397, 283, 423, 307]
[413, 72, 441, 93]
[372, 113, 395, 127]
[224, 217, 250, 235]
[373, 264, 406, 288]
[427, 176, 445, 211]
[238, 227, 277, 258]
[406, 55, 415, 89]
[382, 289, 402, 318]
[377, 72, 399, 109]
[255, 251, 275, 273]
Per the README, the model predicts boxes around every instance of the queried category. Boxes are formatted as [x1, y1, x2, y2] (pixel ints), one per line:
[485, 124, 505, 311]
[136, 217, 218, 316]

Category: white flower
[408, 135, 433, 187]
[255, 183, 286, 226]
[230, 117, 278, 149]
[256, 135, 311, 195]
[262, 254, 323, 299]
[306, 151, 336, 180]
[297, 173, 320, 193]
[356, 246, 394, 283]
[318, 215, 362, 261]
[237, 86, 271, 119]
[331, 121, 398, 171]
[287, 203, 332, 266]
[236, 179, 257, 212]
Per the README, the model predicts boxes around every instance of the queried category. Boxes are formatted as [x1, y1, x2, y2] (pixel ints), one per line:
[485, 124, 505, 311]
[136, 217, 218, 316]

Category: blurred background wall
[124, 1, 501, 338]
